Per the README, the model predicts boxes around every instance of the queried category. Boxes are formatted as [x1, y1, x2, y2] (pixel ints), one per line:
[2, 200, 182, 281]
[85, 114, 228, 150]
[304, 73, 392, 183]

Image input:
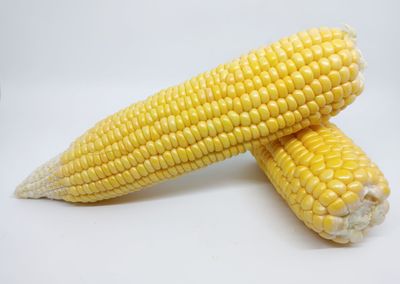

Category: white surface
[1, 0, 399, 283]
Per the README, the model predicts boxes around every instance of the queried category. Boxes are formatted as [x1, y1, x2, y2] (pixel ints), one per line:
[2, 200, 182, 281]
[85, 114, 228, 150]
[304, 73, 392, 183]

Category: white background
[1, 0, 399, 283]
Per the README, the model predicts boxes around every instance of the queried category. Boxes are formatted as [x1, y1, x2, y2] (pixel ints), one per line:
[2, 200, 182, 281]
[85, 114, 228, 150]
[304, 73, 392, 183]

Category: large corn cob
[252, 123, 390, 243]
[16, 27, 364, 202]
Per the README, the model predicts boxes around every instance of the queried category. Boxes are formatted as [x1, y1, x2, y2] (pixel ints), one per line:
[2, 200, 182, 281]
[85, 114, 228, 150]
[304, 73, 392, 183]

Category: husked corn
[16, 26, 364, 202]
[252, 123, 390, 243]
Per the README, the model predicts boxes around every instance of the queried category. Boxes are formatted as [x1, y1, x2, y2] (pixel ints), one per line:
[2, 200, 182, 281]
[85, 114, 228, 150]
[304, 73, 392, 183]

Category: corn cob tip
[332, 187, 389, 243]
[343, 24, 357, 41]
[15, 155, 64, 200]
[342, 24, 367, 71]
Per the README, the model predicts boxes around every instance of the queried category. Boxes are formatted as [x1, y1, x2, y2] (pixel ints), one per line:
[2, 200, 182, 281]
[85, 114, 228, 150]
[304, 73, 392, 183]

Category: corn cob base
[252, 123, 390, 243]
[16, 26, 364, 202]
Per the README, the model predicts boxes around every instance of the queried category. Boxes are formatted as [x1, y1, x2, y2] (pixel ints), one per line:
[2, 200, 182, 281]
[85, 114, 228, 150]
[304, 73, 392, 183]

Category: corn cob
[16, 26, 364, 202]
[252, 123, 390, 243]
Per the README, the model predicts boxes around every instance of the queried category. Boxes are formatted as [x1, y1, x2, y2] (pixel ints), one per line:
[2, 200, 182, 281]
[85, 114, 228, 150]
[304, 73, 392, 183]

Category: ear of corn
[16, 26, 364, 203]
[252, 122, 390, 243]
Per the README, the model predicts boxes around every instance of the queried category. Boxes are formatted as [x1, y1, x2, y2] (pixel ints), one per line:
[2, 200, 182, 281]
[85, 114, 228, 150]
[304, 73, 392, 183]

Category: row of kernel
[64, 144, 247, 202]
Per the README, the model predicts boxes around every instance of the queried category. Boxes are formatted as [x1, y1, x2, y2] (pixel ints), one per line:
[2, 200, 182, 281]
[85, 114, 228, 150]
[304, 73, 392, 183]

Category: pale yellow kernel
[312, 215, 325, 232]
[341, 191, 361, 212]
[329, 54, 343, 70]
[327, 179, 346, 195]
[299, 169, 313, 187]
[347, 181, 364, 196]
[312, 200, 327, 215]
[292, 71, 306, 89]
[240, 112, 251, 126]
[258, 105, 270, 120]
[276, 80, 288, 97]
[267, 101, 280, 117]
[319, 58, 331, 75]
[292, 53, 305, 68]
[349, 63, 359, 81]
[328, 71, 341, 87]
[327, 198, 349, 216]
[301, 195, 314, 210]
[353, 168, 368, 183]
[240, 94, 252, 111]
[319, 75, 332, 93]
[323, 215, 345, 234]
[319, 189, 338, 207]
[299, 66, 314, 84]
[305, 176, 320, 193]
[292, 90, 306, 105]
[307, 101, 319, 114]
[295, 188, 308, 203]
[310, 80, 322, 96]
[249, 109, 261, 124]
[249, 90, 261, 107]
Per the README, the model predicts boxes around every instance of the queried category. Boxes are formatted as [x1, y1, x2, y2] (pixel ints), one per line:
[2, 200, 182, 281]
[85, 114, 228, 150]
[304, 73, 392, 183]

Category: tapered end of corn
[325, 187, 389, 243]
[342, 24, 367, 71]
[15, 155, 65, 200]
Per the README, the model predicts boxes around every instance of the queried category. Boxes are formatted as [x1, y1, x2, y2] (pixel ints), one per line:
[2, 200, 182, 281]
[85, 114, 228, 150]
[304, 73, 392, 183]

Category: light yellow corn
[16, 26, 364, 202]
[252, 122, 390, 243]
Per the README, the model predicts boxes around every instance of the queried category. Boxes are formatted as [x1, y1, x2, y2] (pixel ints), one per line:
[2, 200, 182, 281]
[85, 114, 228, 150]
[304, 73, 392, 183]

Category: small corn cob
[252, 123, 390, 243]
[16, 26, 364, 202]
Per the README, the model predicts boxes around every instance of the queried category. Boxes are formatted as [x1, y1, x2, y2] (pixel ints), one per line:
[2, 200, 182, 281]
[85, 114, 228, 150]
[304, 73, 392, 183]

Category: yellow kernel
[310, 161, 325, 175]
[312, 200, 327, 215]
[353, 168, 368, 183]
[305, 176, 320, 193]
[266, 118, 279, 133]
[341, 191, 360, 212]
[292, 71, 306, 89]
[240, 112, 251, 126]
[267, 101, 280, 117]
[319, 189, 338, 207]
[327, 198, 349, 216]
[347, 181, 364, 196]
[327, 179, 346, 195]
[319, 58, 331, 75]
[326, 157, 343, 169]
[285, 95, 298, 111]
[293, 90, 306, 105]
[312, 215, 325, 232]
[323, 215, 345, 234]
[301, 195, 315, 210]
[312, 182, 327, 199]
[334, 168, 354, 184]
